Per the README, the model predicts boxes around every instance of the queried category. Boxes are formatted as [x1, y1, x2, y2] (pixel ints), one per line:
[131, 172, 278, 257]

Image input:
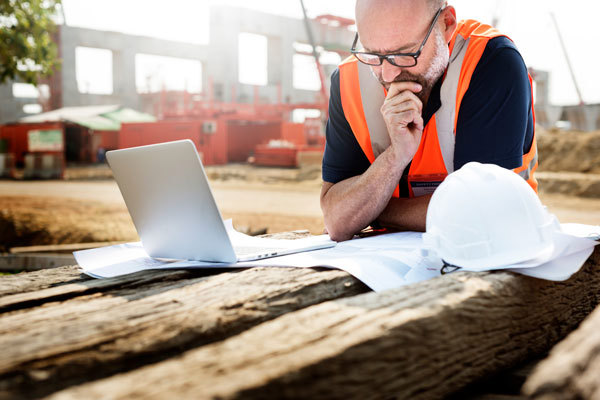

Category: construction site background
[1, 3, 599, 255]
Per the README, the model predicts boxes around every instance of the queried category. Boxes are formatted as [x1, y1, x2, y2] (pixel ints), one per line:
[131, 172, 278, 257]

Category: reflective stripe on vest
[339, 19, 538, 197]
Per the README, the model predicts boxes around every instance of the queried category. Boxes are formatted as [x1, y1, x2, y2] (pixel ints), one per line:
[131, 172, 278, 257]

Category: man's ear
[442, 6, 458, 43]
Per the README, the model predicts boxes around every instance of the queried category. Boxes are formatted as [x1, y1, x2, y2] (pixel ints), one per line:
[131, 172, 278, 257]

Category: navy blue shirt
[322, 36, 534, 197]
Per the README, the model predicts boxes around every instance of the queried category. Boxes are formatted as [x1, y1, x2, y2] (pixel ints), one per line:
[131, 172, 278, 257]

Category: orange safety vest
[339, 20, 538, 198]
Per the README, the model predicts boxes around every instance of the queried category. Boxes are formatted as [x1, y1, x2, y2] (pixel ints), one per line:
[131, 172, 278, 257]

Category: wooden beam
[0, 267, 218, 314]
[0, 265, 85, 297]
[522, 303, 600, 399]
[0, 267, 367, 399]
[9, 242, 128, 254]
[0, 231, 307, 296]
[44, 249, 600, 400]
[0, 253, 76, 271]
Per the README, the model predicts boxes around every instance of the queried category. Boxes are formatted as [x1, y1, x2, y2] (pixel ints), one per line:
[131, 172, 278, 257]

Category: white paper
[561, 223, 600, 241]
[508, 246, 595, 281]
[74, 222, 599, 292]
[441, 228, 598, 281]
[225, 219, 334, 250]
[73, 242, 176, 279]
[74, 230, 428, 291]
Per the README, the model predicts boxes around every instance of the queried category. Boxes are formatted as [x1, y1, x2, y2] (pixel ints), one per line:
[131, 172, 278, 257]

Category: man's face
[356, 1, 450, 104]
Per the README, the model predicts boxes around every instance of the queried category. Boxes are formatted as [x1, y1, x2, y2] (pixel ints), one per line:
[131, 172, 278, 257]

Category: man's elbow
[322, 211, 354, 242]
[320, 181, 354, 242]
[326, 224, 353, 242]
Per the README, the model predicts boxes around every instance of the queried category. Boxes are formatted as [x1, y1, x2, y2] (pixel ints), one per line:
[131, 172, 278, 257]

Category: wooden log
[0, 267, 216, 313]
[450, 357, 543, 399]
[9, 242, 127, 254]
[0, 266, 367, 399]
[45, 248, 600, 400]
[0, 265, 85, 297]
[0, 231, 310, 297]
[0, 253, 76, 271]
[522, 302, 600, 399]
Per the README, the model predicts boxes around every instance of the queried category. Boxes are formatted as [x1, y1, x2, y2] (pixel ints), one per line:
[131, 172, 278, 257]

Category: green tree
[0, 0, 62, 85]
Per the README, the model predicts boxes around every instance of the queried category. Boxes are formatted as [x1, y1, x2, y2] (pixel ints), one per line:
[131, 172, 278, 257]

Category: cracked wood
[45, 249, 600, 400]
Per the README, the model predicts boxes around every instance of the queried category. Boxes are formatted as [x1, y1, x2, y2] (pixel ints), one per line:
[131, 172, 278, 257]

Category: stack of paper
[74, 222, 599, 293]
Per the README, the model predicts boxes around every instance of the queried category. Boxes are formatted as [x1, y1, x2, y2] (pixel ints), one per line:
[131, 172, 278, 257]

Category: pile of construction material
[537, 129, 600, 198]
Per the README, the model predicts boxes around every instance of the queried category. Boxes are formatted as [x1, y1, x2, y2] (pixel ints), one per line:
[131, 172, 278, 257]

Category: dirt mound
[0, 195, 325, 250]
[0, 196, 138, 252]
[205, 164, 322, 186]
[537, 129, 600, 173]
[537, 171, 600, 198]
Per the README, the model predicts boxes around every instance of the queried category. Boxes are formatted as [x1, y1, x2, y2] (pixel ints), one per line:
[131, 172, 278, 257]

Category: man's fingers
[386, 81, 422, 99]
[411, 112, 424, 133]
[388, 109, 421, 129]
[382, 100, 421, 120]
[383, 91, 423, 113]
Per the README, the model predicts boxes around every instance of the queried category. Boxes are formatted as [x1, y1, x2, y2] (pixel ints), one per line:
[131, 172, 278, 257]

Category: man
[320, 0, 537, 241]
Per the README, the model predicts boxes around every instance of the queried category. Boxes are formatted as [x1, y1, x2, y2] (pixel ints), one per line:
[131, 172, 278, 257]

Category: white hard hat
[422, 162, 560, 271]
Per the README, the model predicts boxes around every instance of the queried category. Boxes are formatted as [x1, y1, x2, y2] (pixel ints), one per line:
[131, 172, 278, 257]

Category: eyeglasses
[351, 7, 444, 68]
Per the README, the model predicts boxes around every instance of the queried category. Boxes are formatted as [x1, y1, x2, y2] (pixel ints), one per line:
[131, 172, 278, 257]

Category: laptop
[105, 139, 335, 263]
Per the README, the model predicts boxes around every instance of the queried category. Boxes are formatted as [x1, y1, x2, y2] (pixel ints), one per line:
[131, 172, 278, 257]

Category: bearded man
[320, 0, 538, 241]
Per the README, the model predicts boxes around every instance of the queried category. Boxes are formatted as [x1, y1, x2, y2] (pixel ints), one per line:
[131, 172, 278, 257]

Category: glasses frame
[351, 6, 445, 68]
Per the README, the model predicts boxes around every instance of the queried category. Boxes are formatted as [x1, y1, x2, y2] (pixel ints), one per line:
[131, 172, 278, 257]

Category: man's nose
[381, 59, 402, 83]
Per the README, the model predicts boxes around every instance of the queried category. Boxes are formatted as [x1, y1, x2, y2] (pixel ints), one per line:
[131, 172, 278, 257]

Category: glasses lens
[354, 53, 382, 65]
[388, 55, 417, 67]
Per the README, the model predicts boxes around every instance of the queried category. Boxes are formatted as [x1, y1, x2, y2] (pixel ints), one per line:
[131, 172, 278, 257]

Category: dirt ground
[1, 128, 599, 251]
[1, 171, 599, 252]
[0, 167, 327, 251]
[537, 129, 600, 173]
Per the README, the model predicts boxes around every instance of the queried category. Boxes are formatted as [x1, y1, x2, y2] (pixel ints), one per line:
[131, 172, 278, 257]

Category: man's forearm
[320, 147, 408, 241]
[376, 194, 432, 232]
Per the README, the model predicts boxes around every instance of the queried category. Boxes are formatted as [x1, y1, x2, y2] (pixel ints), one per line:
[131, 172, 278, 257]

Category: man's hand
[380, 81, 424, 165]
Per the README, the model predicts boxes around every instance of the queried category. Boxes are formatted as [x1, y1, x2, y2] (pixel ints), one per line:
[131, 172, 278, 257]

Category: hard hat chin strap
[441, 261, 462, 275]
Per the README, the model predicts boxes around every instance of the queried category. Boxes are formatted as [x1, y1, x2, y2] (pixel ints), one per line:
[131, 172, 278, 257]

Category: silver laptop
[105, 139, 334, 263]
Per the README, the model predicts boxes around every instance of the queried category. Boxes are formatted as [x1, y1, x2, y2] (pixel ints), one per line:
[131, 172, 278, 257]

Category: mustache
[381, 72, 428, 89]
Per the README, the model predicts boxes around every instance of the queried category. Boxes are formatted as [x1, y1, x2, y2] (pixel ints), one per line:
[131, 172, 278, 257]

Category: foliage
[0, 0, 62, 85]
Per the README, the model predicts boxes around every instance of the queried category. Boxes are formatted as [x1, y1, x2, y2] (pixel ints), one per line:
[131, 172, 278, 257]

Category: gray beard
[375, 29, 449, 106]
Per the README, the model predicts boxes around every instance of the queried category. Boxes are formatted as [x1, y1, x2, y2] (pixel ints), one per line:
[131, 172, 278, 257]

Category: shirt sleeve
[322, 68, 371, 184]
[454, 36, 535, 171]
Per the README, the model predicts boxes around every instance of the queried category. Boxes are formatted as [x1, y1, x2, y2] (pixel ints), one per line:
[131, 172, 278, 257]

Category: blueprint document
[74, 223, 600, 293]
[74, 227, 441, 291]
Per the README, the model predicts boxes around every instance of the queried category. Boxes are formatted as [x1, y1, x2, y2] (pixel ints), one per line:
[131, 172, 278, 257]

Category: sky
[59, 0, 600, 106]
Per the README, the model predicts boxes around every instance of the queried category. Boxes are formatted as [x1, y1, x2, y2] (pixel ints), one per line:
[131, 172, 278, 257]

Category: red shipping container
[225, 120, 282, 162]
[0, 122, 65, 164]
[281, 122, 306, 146]
[253, 145, 298, 167]
[120, 120, 228, 166]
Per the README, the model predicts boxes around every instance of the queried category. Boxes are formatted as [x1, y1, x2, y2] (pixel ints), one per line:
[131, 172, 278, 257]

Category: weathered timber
[0, 265, 85, 297]
[9, 242, 126, 254]
[0, 267, 215, 313]
[451, 357, 544, 399]
[522, 302, 600, 399]
[45, 248, 600, 400]
[0, 231, 303, 297]
[0, 253, 76, 271]
[0, 266, 367, 399]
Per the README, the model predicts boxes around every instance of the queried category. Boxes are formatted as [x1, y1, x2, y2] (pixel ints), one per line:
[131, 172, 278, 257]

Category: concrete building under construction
[0, 5, 355, 125]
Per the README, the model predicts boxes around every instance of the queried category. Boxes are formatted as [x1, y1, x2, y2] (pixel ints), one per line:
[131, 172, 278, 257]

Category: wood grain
[522, 302, 600, 399]
[45, 249, 600, 400]
[0, 266, 366, 399]
[0, 265, 86, 297]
